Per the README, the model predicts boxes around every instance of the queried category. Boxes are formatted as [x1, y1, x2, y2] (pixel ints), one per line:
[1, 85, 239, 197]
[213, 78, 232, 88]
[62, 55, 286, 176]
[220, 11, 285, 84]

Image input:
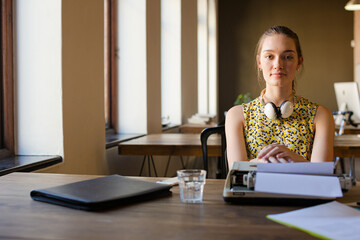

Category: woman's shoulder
[228, 98, 259, 115]
[313, 104, 334, 131]
[226, 104, 245, 124]
[315, 105, 333, 119]
[227, 104, 244, 117]
[296, 96, 330, 113]
[298, 95, 333, 123]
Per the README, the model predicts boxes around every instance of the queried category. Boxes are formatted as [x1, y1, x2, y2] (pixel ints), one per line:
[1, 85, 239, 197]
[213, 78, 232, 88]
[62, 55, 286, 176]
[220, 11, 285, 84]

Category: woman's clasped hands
[250, 143, 306, 163]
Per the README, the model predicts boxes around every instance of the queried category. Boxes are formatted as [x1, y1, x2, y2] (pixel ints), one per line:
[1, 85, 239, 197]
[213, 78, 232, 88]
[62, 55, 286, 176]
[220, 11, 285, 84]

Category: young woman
[225, 26, 334, 168]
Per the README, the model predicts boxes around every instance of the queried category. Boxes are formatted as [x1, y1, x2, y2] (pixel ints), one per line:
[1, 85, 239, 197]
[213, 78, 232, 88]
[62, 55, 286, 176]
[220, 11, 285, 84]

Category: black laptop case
[30, 175, 172, 211]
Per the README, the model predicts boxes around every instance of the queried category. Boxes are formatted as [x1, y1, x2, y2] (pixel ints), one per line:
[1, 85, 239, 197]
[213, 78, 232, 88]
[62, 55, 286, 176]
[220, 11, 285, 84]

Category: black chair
[200, 125, 228, 179]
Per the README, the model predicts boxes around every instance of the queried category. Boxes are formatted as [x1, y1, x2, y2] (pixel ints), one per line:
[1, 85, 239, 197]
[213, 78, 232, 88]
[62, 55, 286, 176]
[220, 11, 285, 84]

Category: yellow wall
[42, 0, 108, 175]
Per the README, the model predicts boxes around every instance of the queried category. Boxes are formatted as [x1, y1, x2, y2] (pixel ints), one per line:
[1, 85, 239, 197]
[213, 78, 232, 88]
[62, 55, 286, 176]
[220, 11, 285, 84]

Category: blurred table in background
[334, 134, 360, 183]
[178, 123, 217, 133]
[335, 125, 360, 135]
[118, 133, 221, 177]
[334, 134, 360, 157]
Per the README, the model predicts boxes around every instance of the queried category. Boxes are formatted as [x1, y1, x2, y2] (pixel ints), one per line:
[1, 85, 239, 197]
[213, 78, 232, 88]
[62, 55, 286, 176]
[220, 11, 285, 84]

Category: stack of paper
[187, 113, 215, 125]
[254, 162, 343, 198]
[267, 201, 360, 239]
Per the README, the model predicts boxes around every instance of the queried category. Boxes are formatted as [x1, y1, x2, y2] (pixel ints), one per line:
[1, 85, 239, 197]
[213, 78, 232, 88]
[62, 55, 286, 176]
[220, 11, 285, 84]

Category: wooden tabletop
[336, 125, 360, 135]
[178, 123, 216, 133]
[334, 134, 360, 157]
[118, 133, 221, 157]
[2, 172, 359, 239]
[118, 133, 360, 160]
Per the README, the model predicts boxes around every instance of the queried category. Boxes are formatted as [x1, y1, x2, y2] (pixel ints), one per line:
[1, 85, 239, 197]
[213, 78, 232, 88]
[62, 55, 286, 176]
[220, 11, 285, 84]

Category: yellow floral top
[243, 96, 318, 160]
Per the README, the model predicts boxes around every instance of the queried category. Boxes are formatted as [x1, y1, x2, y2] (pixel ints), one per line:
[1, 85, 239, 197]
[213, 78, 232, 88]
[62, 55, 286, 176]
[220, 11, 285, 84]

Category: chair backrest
[200, 125, 228, 179]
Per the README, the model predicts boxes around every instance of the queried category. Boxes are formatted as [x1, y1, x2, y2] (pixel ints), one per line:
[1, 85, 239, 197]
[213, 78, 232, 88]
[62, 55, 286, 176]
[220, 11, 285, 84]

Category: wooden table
[118, 133, 222, 176]
[118, 133, 360, 159]
[2, 172, 359, 240]
[178, 123, 216, 133]
[334, 134, 360, 157]
[118, 133, 221, 156]
[334, 134, 360, 182]
[336, 125, 360, 135]
[118, 133, 360, 177]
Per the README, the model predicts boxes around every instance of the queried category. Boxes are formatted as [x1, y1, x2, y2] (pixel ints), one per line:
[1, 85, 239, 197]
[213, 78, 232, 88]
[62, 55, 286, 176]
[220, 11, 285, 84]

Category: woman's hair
[255, 26, 303, 89]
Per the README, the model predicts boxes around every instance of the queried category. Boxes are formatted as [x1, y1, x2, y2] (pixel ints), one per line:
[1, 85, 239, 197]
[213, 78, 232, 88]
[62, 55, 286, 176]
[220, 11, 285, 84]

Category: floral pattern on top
[242, 95, 318, 160]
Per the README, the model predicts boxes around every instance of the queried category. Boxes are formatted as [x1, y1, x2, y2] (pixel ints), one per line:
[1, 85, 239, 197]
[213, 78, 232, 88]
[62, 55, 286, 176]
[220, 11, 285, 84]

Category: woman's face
[257, 34, 303, 89]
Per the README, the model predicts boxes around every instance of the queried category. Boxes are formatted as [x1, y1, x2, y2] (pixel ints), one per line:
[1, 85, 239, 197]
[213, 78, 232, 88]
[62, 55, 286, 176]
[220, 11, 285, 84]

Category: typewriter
[223, 161, 352, 205]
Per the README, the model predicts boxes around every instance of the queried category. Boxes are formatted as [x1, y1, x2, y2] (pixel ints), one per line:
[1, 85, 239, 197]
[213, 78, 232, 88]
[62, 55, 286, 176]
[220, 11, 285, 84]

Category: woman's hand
[256, 143, 307, 163]
[250, 157, 289, 163]
[249, 158, 269, 163]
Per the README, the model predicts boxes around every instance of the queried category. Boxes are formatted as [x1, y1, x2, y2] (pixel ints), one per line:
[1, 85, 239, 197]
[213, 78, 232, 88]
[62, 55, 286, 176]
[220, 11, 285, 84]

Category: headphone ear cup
[264, 102, 278, 120]
[279, 101, 293, 118]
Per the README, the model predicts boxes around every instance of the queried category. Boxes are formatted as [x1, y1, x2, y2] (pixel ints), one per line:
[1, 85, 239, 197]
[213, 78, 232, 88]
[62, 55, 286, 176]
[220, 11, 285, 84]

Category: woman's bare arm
[225, 105, 249, 168]
[310, 105, 334, 162]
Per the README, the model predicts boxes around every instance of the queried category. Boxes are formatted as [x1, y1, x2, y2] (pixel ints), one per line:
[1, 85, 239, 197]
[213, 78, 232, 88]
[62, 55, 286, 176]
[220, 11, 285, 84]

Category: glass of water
[177, 169, 206, 203]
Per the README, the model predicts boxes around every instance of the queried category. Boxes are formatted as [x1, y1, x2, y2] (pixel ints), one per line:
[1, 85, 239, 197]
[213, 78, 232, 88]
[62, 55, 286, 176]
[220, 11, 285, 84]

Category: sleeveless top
[242, 95, 318, 160]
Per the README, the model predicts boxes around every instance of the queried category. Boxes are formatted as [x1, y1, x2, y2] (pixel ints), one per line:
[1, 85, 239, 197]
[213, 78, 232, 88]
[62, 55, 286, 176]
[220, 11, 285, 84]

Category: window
[0, 0, 15, 158]
[105, 0, 213, 135]
[197, 0, 217, 116]
[161, 0, 181, 126]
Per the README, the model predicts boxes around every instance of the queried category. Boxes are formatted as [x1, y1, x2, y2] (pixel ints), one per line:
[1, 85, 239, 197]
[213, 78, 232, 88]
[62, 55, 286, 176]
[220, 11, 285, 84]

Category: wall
[17, 0, 108, 175]
[146, 0, 162, 133]
[355, 11, 360, 84]
[59, 0, 107, 174]
[15, 0, 197, 176]
[15, 0, 356, 176]
[107, 0, 201, 177]
[218, 0, 354, 119]
[181, 0, 198, 123]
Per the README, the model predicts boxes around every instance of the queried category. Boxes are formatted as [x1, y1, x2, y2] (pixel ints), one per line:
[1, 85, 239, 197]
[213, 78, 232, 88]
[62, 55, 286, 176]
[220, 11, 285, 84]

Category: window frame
[105, 0, 117, 133]
[0, 0, 15, 158]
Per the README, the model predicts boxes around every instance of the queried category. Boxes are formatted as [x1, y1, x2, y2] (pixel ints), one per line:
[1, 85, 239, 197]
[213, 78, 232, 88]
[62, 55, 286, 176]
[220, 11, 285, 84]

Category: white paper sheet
[254, 172, 343, 198]
[267, 201, 360, 240]
[257, 162, 334, 175]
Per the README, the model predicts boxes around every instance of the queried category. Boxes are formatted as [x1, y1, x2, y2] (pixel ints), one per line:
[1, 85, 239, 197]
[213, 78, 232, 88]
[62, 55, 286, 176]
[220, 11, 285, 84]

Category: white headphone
[260, 90, 294, 120]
